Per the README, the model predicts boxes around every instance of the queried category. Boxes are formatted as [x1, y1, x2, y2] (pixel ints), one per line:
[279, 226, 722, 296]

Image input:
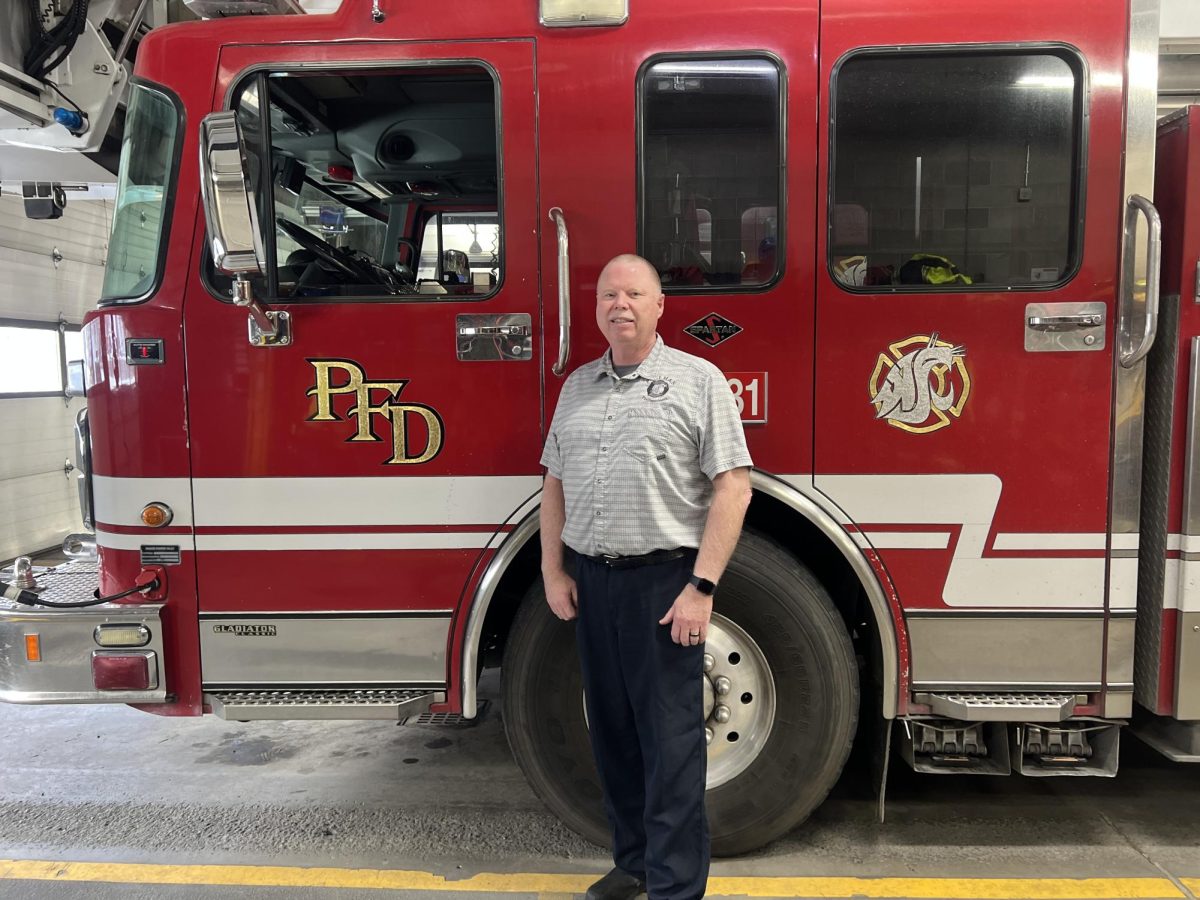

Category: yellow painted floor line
[0, 860, 1187, 899]
[1182, 879, 1200, 895]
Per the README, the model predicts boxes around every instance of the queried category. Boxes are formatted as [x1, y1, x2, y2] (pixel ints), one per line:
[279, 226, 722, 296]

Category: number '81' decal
[725, 372, 767, 424]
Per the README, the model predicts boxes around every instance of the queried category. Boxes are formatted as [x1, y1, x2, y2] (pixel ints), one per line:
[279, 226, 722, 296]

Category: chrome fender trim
[460, 471, 900, 719]
[461, 502, 541, 717]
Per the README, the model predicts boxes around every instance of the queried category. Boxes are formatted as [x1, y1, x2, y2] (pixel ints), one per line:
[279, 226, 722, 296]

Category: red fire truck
[2, 0, 1197, 856]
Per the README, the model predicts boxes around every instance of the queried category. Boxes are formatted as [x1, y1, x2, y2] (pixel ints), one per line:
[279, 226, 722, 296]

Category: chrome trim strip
[199, 615, 450, 686]
[904, 609, 1114, 619]
[459, 472, 902, 719]
[1184, 337, 1200, 536]
[461, 505, 541, 718]
[1178, 610, 1200, 718]
[199, 610, 452, 619]
[912, 682, 1103, 692]
[909, 614, 1104, 688]
[1109, 0, 1162, 537]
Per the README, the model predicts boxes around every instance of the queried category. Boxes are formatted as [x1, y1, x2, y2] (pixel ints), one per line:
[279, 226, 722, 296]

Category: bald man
[540, 254, 753, 900]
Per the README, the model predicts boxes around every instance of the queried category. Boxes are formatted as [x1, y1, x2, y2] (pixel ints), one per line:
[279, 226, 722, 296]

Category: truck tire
[501, 529, 860, 856]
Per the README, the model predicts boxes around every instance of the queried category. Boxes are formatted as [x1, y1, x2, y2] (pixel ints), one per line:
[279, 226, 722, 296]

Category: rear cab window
[829, 49, 1085, 291]
[638, 55, 785, 292]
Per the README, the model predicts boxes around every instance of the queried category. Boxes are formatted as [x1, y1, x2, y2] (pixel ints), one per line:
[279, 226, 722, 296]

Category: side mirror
[65, 359, 86, 398]
[198, 111, 290, 347]
[199, 110, 265, 276]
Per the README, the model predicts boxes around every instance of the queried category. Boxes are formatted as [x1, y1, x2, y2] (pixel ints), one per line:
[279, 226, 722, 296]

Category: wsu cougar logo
[306, 359, 444, 465]
[868, 334, 970, 434]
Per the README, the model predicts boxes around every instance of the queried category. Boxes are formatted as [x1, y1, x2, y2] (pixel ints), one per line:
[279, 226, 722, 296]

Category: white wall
[0, 192, 109, 561]
[1163, 0, 1200, 40]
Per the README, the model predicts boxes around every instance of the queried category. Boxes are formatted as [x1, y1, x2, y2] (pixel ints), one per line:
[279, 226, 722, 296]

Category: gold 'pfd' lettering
[305, 359, 444, 464]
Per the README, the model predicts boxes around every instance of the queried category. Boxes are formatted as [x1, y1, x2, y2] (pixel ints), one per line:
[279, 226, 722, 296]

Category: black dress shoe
[585, 867, 646, 900]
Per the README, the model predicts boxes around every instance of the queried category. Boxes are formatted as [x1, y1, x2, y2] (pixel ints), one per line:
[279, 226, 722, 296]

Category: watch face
[690, 575, 716, 595]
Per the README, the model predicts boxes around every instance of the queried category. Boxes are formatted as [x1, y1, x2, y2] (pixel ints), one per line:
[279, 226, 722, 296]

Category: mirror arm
[232, 275, 279, 338]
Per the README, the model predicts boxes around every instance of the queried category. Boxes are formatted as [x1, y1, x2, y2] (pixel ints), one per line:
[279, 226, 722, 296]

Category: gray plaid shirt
[541, 336, 753, 556]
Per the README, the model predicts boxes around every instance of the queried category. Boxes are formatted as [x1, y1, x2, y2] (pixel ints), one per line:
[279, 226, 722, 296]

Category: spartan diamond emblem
[684, 313, 743, 348]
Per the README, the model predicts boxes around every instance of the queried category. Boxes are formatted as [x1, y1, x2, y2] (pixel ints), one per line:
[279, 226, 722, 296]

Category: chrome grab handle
[1119, 193, 1161, 368]
[1027, 314, 1103, 331]
[548, 207, 571, 377]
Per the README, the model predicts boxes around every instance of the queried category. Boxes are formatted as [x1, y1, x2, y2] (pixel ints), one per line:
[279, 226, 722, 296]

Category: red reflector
[327, 164, 355, 182]
[92, 654, 152, 691]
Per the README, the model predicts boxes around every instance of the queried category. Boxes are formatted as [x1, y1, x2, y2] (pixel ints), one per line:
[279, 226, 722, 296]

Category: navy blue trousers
[575, 551, 709, 900]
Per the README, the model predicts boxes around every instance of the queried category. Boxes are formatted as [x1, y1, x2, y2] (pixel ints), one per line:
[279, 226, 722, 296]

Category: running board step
[206, 689, 443, 721]
[915, 692, 1080, 722]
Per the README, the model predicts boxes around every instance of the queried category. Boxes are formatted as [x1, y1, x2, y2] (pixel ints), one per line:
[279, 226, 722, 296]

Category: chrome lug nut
[714, 704, 731, 724]
[705, 727, 714, 746]
[703, 653, 715, 673]
[714, 675, 732, 697]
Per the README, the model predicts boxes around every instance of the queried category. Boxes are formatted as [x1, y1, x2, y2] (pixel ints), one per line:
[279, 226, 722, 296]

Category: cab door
[536, 3, 820, 481]
[184, 40, 541, 698]
[812, 0, 1136, 706]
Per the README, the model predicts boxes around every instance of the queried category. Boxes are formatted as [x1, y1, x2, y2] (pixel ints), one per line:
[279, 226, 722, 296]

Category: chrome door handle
[1118, 193, 1161, 368]
[1027, 314, 1104, 331]
[548, 207, 571, 377]
[457, 324, 530, 337]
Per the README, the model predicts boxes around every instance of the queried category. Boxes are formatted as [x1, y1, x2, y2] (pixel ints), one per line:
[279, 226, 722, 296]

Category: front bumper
[0, 560, 166, 704]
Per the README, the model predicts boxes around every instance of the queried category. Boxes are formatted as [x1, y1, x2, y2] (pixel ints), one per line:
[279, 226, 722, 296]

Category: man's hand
[659, 584, 712, 645]
[544, 568, 579, 621]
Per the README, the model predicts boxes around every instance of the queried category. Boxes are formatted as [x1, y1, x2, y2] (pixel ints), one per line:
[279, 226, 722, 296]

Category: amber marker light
[141, 502, 173, 527]
[25, 634, 41, 662]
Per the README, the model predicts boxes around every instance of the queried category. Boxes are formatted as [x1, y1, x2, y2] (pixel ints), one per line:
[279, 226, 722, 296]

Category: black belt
[584, 548, 690, 569]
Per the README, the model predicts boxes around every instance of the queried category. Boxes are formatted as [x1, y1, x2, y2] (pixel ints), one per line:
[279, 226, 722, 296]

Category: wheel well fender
[459, 472, 901, 719]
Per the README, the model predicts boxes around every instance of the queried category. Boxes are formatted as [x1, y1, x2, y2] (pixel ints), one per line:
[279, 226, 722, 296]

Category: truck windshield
[100, 82, 180, 302]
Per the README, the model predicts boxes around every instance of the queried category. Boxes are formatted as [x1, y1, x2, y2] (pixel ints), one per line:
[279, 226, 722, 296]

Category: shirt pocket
[617, 407, 678, 463]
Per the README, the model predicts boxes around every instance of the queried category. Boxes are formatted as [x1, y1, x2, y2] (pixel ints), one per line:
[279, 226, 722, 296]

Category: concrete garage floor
[0, 671, 1197, 899]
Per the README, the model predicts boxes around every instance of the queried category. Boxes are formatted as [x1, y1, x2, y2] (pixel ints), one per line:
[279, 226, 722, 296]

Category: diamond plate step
[915, 692, 1079, 722]
[206, 689, 443, 721]
[410, 699, 491, 726]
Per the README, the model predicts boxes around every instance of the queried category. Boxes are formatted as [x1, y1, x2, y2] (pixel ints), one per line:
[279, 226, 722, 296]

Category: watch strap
[688, 574, 717, 596]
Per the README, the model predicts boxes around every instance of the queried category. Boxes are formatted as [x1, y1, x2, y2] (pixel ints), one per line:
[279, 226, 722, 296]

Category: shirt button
[606, 415, 613, 420]
[595, 510, 602, 517]
[600, 446, 607, 452]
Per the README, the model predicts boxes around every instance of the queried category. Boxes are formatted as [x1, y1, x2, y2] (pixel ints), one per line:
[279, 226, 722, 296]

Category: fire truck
[2, 0, 1197, 857]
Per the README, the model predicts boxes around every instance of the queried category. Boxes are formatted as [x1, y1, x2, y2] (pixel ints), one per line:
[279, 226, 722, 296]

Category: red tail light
[91, 652, 156, 691]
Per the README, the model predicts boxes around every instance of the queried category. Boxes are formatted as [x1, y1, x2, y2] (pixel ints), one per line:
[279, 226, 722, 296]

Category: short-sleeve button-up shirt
[541, 336, 753, 557]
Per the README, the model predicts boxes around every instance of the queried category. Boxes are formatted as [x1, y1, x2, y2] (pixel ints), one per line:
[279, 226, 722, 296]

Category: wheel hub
[701, 612, 776, 789]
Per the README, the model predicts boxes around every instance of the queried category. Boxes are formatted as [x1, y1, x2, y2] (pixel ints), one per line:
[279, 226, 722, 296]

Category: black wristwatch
[688, 574, 717, 596]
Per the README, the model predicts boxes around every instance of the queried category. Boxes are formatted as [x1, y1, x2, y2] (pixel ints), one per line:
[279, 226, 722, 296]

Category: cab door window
[221, 65, 502, 301]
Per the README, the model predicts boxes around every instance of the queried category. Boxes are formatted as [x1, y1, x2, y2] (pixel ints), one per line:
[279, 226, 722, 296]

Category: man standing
[539, 254, 753, 900]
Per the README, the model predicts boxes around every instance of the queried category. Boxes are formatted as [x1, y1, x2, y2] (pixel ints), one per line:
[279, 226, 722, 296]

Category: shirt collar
[598, 335, 666, 381]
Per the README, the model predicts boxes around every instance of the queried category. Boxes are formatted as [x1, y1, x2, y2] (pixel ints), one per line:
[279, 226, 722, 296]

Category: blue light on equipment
[53, 107, 86, 134]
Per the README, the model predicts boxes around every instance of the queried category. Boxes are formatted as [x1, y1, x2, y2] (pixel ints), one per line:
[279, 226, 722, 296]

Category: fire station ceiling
[263, 68, 498, 206]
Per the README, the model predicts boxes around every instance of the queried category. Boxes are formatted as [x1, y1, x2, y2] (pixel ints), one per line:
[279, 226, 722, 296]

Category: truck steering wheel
[277, 219, 390, 287]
